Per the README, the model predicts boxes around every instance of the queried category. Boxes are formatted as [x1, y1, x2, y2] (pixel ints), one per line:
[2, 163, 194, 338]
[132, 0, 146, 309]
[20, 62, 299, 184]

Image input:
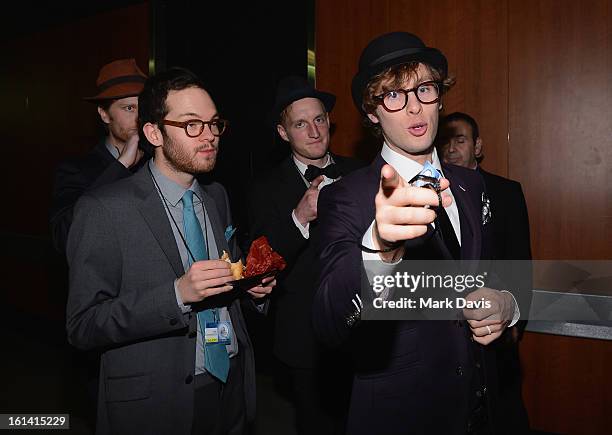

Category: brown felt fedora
[84, 58, 148, 102]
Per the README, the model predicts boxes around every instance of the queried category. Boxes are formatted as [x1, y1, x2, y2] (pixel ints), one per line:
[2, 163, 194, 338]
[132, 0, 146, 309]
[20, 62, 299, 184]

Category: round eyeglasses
[374, 81, 442, 112]
[161, 118, 229, 137]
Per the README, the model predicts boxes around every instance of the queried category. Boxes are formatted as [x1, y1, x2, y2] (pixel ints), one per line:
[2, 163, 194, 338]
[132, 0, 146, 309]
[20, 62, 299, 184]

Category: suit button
[169, 318, 178, 326]
[476, 389, 483, 398]
[188, 331, 197, 338]
[475, 362, 481, 369]
[456, 366, 464, 376]
[185, 375, 193, 384]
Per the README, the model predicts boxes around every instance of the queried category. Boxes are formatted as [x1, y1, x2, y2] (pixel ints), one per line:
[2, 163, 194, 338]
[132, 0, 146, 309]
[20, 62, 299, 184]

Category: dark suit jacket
[313, 154, 501, 435]
[247, 154, 363, 368]
[479, 167, 532, 434]
[66, 164, 257, 435]
[479, 168, 532, 331]
[50, 141, 147, 253]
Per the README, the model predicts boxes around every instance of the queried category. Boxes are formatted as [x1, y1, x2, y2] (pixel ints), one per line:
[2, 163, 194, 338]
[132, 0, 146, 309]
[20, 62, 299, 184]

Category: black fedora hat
[271, 75, 335, 124]
[351, 32, 447, 114]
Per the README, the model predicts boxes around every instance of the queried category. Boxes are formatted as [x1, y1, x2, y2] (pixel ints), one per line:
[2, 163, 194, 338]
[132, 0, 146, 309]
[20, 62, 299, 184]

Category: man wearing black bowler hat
[247, 76, 362, 435]
[312, 32, 522, 434]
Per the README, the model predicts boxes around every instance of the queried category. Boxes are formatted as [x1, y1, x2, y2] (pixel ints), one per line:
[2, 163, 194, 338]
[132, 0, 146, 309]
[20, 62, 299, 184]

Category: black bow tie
[304, 164, 341, 182]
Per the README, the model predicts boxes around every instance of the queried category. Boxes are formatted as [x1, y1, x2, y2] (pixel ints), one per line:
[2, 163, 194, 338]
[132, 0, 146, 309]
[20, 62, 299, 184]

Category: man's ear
[143, 122, 163, 147]
[367, 112, 380, 124]
[97, 106, 110, 125]
[474, 137, 483, 158]
[277, 124, 289, 142]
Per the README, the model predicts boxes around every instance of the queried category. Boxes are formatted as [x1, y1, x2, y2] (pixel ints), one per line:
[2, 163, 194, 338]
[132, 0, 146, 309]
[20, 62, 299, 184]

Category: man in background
[247, 76, 362, 435]
[438, 111, 531, 434]
[50, 58, 148, 253]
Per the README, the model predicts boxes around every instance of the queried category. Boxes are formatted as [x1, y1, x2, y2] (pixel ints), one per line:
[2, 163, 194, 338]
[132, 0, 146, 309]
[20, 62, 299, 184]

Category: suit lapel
[133, 168, 185, 278]
[446, 170, 481, 260]
[279, 156, 308, 197]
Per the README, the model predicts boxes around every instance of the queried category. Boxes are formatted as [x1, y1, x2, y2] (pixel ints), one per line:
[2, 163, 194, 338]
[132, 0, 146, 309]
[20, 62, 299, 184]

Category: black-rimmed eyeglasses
[161, 119, 229, 137]
[374, 81, 442, 112]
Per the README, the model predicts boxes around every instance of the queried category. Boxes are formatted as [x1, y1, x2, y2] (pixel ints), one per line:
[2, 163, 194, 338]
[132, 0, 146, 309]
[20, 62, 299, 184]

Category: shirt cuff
[361, 221, 404, 300]
[292, 209, 310, 239]
[361, 220, 402, 265]
[501, 290, 520, 327]
[174, 279, 192, 314]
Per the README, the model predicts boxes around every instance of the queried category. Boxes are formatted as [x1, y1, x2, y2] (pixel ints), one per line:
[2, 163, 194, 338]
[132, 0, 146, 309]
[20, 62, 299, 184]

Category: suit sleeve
[247, 179, 308, 265]
[507, 183, 532, 334]
[50, 158, 132, 254]
[65, 193, 187, 351]
[312, 183, 367, 348]
[506, 183, 532, 261]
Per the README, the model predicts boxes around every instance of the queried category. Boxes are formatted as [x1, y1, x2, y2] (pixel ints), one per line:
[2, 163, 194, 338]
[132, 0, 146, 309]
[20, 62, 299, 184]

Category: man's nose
[199, 124, 215, 142]
[308, 123, 320, 138]
[405, 92, 422, 115]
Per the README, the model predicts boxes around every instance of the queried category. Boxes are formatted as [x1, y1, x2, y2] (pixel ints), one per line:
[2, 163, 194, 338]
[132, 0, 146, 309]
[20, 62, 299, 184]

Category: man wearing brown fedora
[247, 76, 362, 435]
[312, 32, 522, 434]
[50, 58, 149, 253]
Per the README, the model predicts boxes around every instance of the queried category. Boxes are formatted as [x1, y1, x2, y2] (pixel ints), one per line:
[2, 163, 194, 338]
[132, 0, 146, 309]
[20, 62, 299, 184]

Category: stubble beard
[162, 134, 217, 175]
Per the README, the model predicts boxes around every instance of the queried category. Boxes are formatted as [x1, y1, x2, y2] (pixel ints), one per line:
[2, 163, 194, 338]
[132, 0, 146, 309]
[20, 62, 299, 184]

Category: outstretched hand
[373, 164, 452, 260]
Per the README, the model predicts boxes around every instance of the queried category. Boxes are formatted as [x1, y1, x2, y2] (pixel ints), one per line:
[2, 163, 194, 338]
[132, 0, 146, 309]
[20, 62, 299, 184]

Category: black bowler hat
[351, 32, 448, 114]
[271, 75, 336, 124]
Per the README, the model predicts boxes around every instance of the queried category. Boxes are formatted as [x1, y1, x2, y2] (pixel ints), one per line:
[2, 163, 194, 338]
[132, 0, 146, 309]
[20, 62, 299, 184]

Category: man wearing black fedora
[50, 58, 149, 254]
[247, 76, 362, 435]
[312, 32, 521, 434]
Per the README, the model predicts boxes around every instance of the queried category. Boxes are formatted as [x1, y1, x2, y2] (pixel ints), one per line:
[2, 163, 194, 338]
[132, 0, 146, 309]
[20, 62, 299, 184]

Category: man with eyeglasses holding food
[66, 67, 275, 435]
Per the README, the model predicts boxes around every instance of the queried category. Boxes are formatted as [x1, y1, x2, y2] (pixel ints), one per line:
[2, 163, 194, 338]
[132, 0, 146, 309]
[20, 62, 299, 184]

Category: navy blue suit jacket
[313, 153, 499, 435]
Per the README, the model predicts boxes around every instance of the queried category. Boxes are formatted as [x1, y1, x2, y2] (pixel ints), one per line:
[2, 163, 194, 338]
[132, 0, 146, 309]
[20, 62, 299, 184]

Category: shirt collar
[105, 140, 120, 159]
[380, 142, 444, 182]
[148, 159, 203, 207]
[292, 152, 333, 175]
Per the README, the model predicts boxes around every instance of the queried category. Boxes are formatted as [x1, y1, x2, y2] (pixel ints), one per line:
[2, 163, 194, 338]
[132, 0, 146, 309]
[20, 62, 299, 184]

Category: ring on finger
[486, 325, 492, 335]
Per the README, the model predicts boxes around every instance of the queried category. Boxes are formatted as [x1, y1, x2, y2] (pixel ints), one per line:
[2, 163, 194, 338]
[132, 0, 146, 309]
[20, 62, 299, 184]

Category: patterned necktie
[182, 190, 229, 383]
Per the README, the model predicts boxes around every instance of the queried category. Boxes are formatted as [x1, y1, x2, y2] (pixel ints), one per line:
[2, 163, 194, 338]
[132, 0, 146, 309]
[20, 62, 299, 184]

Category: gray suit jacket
[66, 164, 256, 435]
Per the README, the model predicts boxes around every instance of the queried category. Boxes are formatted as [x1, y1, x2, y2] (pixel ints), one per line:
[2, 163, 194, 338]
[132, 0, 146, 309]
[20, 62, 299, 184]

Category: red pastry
[244, 236, 286, 278]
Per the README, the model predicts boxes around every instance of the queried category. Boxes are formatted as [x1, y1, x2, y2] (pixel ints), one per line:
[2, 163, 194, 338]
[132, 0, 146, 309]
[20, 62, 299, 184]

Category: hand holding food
[221, 236, 286, 281]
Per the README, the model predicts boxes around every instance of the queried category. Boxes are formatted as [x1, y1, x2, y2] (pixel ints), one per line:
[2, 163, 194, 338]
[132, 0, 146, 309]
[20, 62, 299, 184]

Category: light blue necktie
[182, 190, 229, 383]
